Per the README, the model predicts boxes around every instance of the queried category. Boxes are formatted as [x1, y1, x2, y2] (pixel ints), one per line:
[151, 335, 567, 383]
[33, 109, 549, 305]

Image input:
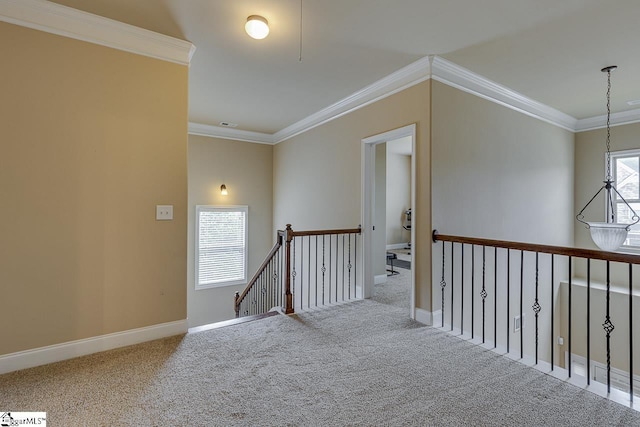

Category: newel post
[284, 224, 294, 314]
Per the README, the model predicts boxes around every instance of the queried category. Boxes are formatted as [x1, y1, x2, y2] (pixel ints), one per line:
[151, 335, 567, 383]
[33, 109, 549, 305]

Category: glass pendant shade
[586, 222, 628, 252]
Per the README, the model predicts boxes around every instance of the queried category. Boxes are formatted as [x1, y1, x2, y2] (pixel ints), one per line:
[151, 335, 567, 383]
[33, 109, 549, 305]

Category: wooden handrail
[432, 230, 640, 264]
[290, 227, 362, 237]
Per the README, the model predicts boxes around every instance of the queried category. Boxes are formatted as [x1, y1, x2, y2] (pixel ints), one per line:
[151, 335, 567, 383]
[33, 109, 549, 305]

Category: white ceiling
[48, 0, 640, 134]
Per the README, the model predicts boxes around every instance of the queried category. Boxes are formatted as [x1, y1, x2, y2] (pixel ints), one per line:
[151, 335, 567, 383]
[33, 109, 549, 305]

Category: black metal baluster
[275, 252, 280, 311]
[278, 246, 284, 309]
[308, 236, 311, 309]
[328, 234, 332, 304]
[354, 233, 358, 297]
[569, 257, 572, 377]
[335, 234, 344, 301]
[507, 250, 510, 354]
[533, 252, 541, 365]
[587, 258, 591, 385]
[440, 240, 446, 328]
[471, 245, 475, 340]
[321, 235, 326, 305]
[252, 285, 256, 316]
[273, 251, 277, 310]
[263, 260, 268, 313]
[300, 237, 304, 310]
[336, 234, 344, 301]
[257, 272, 261, 315]
[494, 247, 497, 349]
[276, 248, 280, 309]
[520, 250, 524, 360]
[451, 242, 454, 331]
[315, 235, 318, 307]
[630, 263, 634, 402]
[342, 234, 345, 301]
[551, 254, 554, 370]
[258, 268, 262, 314]
[348, 234, 352, 300]
[268, 259, 271, 312]
[481, 246, 487, 344]
[292, 239, 296, 311]
[461, 243, 465, 336]
[270, 256, 274, 312]
[603, 260, 615, 393]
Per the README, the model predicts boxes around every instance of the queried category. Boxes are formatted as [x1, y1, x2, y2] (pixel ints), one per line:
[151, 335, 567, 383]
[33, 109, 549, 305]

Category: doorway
[361, 124, 416, 319]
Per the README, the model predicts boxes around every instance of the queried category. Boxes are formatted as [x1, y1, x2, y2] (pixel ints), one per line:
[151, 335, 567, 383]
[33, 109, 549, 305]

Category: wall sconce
[245, 15, 269, 39]
[220, 184, 228, 196]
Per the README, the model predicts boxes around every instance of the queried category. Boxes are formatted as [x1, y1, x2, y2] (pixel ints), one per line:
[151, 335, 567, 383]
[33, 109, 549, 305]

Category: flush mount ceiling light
[245, 15, 269, 39]
[576, 66, 639, 251]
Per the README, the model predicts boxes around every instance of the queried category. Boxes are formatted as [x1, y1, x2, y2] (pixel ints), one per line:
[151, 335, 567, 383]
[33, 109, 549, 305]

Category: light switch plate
[156, 205, 173, 220]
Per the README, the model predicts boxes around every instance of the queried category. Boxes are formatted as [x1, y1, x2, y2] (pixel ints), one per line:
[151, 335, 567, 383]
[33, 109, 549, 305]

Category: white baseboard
[431, 309, 442, 327]
[415, 308, 434, 326]
[0, 319, 187, 375]
[386, 243, 409, 250]
[375, 274, 387, 285]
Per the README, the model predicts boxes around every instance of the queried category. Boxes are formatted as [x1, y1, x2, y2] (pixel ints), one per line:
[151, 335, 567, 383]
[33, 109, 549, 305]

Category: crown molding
[0, 0, 196, 66]
[431, 57, 577, 132]
[191, 55, 640, 144]
[575, 109, 640, 132]
[272, 56, 433, 143]
[188, 123, 275, 144]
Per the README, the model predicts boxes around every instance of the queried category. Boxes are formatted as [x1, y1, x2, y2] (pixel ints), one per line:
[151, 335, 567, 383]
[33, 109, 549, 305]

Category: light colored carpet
[373, 263, 411, 309]
[1, 272, 639, 425]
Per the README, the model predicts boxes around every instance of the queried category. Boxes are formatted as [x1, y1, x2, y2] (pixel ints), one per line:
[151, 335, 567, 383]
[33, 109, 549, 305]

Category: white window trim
[195, 205, 248, 290]
[609, 149, 640, 253]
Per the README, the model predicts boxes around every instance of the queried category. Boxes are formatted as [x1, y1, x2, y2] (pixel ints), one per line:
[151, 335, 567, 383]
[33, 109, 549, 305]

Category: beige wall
[273, 81, 431, 310]
[0, 23, 188, 355]
[386, 151, 411, 246]
[187, 135, 273, 326]
[431, 81, 574, 364]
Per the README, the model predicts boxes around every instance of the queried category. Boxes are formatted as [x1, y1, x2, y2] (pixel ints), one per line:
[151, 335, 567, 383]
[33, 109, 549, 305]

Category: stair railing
[235, 224, 361, 318]
[432, 229, 640, 403]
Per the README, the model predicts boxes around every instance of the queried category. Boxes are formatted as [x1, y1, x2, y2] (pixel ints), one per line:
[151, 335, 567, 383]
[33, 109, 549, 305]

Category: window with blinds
[195, 205, 248, 289]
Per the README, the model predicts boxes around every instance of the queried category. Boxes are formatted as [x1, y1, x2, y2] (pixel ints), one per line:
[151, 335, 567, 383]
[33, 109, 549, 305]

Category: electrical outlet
[156, 205, 173, 220]
[558, 336, 564, 346]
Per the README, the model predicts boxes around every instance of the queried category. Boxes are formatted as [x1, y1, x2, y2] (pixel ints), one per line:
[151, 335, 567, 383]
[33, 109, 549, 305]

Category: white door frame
[361, 123, 417, 319]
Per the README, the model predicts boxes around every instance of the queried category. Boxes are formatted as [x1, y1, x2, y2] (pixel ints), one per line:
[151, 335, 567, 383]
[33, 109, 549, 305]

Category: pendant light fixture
[576, 65, 639, 251]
